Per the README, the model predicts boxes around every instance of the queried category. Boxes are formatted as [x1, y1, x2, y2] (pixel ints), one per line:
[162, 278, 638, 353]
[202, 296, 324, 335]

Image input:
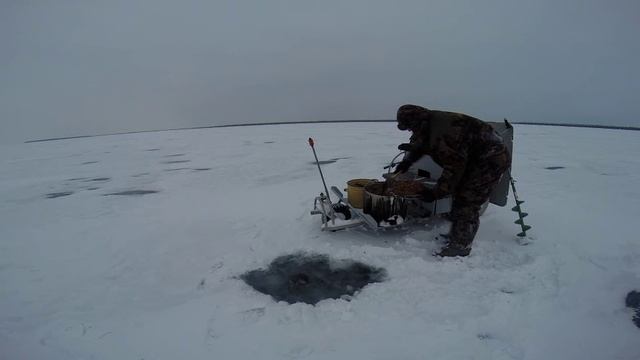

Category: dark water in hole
[46, 191, 73, 199]
[241, 253, 386, 305]
[82, 161, 99, 165]
[86, 177, 110, 182]
[627, 291, 640, 308]
[193, 168, 212, 171]
[104, 190, 158, 196]
[545, 166, 565, 170]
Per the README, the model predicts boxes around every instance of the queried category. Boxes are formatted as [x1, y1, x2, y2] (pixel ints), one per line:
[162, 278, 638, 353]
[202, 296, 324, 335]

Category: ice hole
[311, 160, 337, 165]
[626, 290, 640, 329]
[241, 253, 386, 305]
[104, 190, 158, 196]
[162, 160, 190, 164]
[46, 191, 73, 199]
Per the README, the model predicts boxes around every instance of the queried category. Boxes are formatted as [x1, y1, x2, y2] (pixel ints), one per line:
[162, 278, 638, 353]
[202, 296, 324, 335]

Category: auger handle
[308, 137, 331, 203]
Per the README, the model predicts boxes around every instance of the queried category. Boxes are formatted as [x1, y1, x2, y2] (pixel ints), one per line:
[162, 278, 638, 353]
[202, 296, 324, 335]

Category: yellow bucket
[347, 179, 374, 208]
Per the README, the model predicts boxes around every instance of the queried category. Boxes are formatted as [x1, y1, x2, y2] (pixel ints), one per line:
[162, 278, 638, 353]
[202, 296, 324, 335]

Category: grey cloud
[1, 0, 639, 143]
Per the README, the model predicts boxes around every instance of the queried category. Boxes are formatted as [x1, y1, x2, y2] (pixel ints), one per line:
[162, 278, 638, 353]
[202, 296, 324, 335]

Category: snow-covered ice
[0, 123, 639, 359]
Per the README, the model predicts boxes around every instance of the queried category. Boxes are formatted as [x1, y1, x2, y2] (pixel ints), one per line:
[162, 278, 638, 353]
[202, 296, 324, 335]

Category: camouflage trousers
[449, 149, 511, 247]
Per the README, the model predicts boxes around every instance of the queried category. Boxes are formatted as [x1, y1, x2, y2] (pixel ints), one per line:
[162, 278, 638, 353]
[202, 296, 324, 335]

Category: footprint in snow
[205, 315, 221, 344]
[210, 262, 224, 273]
[476, 332, 524, 358]
[239, 307, 265, 324]
[284, 345, 314, 359]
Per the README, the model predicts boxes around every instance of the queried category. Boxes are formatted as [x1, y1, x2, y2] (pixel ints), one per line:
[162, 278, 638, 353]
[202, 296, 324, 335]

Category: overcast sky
[1, 0, 639, 143]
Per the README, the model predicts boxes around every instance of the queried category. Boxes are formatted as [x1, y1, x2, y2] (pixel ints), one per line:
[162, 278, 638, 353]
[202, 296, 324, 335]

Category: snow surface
[0, 123, 639, 359]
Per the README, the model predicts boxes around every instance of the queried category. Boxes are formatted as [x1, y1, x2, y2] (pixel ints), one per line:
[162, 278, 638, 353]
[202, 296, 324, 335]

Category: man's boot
[434, 242, 471, 257]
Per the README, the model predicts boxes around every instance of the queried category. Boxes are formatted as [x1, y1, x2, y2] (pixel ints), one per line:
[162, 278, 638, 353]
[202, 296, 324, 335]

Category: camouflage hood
[396, 104, 430, 130]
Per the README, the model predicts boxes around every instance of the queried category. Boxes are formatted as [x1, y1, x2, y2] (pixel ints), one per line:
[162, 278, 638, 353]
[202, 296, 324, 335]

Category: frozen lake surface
[1, 123, 639, 359]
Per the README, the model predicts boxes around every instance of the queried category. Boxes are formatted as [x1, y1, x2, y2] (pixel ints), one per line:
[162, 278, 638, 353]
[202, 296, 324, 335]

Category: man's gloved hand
[398, 143, 413, 152]
[394, 161, 411, 174]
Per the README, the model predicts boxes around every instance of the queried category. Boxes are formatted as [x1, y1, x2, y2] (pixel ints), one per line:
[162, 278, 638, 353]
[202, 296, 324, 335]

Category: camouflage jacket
[403, 110, 506, 195]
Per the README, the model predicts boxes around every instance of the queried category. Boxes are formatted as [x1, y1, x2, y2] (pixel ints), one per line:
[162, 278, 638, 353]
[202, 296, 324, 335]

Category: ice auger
[509, 177, 531, 239]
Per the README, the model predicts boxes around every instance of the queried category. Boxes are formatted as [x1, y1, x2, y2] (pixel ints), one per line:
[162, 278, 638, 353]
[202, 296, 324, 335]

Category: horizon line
[24, 120, 640, 143]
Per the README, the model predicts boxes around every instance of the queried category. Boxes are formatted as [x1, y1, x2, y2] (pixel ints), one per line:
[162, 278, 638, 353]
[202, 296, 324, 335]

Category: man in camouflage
[394, 104, 511, 257]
